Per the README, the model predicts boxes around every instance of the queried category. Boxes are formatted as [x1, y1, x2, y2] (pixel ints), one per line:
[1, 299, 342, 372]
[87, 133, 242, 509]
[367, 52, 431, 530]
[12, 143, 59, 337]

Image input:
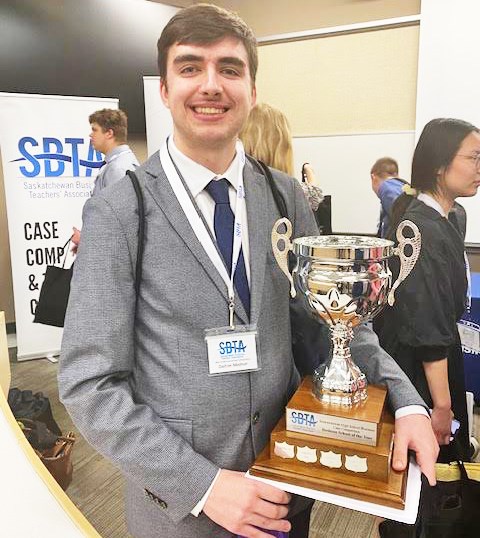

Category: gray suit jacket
[59, 153, 425, 538]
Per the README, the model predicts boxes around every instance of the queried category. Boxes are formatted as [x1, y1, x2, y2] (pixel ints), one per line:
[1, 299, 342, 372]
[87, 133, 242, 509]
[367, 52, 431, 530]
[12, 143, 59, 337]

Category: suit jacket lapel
[141, 154, 249, 324]
[244, 161, 269, 326]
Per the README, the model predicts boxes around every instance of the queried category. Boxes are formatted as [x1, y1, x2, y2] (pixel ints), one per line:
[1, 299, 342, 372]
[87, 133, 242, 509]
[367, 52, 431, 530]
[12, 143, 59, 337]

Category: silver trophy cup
[272, 219, 421, 406]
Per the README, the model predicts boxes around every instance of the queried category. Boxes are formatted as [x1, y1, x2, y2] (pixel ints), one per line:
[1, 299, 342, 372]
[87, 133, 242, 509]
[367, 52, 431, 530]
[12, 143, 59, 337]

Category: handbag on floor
[18, 418, 76, 491]
[8, 387, 62, 435]
[33, 236, 74, 328]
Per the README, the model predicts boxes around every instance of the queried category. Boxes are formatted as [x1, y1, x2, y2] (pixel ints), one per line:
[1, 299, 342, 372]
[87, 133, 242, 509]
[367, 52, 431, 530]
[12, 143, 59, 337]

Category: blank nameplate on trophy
[286, 377, 387, 446]
[251, 415, 406, 509]
[271, 414, 393, 482]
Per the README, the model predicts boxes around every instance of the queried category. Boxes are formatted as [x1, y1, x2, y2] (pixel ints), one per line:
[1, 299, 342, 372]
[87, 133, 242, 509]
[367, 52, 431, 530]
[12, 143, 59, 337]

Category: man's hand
[392, 414, 439, 486]
[71, 226, 81, 255]
[203, 469, 291, 537]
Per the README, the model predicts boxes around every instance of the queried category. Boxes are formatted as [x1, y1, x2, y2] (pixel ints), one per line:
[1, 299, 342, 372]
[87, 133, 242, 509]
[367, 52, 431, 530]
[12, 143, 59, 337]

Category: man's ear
[160, 78, 170, 108]
[105, 128, 115, 140]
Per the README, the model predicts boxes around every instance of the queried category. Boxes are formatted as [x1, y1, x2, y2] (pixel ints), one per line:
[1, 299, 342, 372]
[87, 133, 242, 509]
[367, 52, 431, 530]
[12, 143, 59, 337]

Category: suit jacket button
[252, 411, 260, 424]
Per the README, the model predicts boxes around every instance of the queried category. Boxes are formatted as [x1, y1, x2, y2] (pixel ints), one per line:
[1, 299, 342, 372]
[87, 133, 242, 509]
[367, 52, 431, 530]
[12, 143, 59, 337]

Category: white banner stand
[143, 76, 173, 157]
[0, 93, 118, 360]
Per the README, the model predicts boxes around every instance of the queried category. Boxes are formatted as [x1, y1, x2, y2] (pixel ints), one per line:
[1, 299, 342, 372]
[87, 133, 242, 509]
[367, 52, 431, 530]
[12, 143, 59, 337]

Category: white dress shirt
[168, 139, 251, 283]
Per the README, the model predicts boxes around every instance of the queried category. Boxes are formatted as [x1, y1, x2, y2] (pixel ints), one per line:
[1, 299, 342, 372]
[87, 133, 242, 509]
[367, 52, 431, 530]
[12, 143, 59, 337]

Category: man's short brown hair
[371, 157, 399, 178]
[88, 108, 128, 143]
[157, 3, 258, 86]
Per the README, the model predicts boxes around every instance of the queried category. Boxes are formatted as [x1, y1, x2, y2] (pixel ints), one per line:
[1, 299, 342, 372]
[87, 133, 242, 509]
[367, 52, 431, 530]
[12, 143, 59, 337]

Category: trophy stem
[313, 323, 367, 406]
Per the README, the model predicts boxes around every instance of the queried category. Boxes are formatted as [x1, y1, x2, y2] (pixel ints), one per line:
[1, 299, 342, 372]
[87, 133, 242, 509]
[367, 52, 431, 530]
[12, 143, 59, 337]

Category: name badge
[205, 325, 260, 375]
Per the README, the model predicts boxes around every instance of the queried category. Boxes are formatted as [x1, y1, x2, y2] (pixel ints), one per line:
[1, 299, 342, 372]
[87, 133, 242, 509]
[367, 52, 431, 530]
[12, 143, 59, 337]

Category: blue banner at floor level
[459, 272, 480, 402]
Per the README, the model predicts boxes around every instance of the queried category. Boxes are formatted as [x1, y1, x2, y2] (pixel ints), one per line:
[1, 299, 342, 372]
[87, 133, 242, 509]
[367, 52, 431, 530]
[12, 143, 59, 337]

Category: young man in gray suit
[59, 5, 438, 538]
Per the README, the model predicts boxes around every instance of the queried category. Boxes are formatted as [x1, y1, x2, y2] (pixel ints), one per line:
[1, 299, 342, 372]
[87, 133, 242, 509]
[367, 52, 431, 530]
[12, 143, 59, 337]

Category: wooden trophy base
[286, 377, 388, 446]
[250, 377, 408, 509]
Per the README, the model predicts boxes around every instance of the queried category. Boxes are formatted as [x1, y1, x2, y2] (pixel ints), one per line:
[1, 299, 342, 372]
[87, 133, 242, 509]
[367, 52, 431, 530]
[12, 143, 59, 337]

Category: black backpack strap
[246, 155, 289, 219]
[127, 161, 288, 295]
[126, 170, 145, 296]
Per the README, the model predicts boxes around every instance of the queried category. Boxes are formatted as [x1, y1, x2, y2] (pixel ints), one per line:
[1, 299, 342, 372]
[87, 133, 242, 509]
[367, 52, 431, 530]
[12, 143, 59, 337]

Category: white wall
[416, 0, 480, 245]
[293, 132, 415, 234]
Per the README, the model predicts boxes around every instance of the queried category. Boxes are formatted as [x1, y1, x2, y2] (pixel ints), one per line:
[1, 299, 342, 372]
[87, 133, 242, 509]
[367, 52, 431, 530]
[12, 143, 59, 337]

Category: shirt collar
[105, 144, 130, 163]
[417, 192, 447, 217]
[168, 137, 241, 197]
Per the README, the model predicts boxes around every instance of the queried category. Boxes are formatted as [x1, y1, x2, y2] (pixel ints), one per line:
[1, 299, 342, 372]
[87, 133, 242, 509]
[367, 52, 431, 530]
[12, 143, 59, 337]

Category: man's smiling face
[160, 37, 256, 158]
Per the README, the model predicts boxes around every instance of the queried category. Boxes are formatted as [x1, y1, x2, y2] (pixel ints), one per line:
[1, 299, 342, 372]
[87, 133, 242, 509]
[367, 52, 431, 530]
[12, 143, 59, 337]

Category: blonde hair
[240, 103, 294, 176]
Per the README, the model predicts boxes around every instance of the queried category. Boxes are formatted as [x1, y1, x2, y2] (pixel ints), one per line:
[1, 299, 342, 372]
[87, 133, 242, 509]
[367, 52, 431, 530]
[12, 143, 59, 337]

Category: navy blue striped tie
[205, 179, 250, 317]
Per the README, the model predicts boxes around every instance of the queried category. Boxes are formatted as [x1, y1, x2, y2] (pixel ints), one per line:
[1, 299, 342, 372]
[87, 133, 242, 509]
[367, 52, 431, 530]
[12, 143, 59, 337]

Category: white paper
[458, 322, 480, 354]
[246, 459, 421, 524]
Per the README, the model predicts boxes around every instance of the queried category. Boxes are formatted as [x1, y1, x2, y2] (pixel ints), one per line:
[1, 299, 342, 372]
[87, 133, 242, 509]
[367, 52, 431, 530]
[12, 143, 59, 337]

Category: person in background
[301, 162, 328, 230]
[71, 108, 139, 250]
[300, 162, 324, 213]
[370, 157, 407, 238]
[375, 118, 480, 463]
[240, 102, 294, 175]
[59, 5, 438, 538]
[89, 108, 139, 195]
[240, 102, 323, 212]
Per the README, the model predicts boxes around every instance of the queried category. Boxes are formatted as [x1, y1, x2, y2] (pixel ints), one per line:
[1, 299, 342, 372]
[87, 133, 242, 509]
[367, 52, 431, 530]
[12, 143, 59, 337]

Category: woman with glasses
[375, 118, 480, 462]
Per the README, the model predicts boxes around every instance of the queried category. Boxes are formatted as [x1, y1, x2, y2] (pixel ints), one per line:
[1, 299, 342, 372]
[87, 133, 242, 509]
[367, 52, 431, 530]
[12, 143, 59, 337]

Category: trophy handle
[271, 217, 296, 298]
[387, 219, 421, 306]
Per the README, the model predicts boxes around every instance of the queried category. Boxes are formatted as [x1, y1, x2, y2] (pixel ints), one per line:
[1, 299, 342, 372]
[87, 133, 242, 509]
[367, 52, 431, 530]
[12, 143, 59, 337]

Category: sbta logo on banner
[11, 136, 104, 177]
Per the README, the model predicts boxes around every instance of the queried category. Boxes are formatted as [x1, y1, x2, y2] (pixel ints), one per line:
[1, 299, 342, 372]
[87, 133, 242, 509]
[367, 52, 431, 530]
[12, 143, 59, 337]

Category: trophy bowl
[293, 235, 394, 405]
[272, 219, 421, 406]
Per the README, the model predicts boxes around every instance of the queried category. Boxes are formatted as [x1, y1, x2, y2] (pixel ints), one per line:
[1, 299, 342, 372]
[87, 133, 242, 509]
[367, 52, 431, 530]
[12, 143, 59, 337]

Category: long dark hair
[388, 118, 479, 237]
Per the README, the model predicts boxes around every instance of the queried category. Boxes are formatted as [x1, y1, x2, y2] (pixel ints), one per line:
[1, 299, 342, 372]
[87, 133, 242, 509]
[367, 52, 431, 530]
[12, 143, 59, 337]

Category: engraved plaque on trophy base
[271, 414, 393, 482]
[286, 377, 388, 447]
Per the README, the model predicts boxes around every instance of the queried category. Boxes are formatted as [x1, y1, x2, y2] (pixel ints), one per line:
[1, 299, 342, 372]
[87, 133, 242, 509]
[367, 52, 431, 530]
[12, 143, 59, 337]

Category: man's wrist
[190, 469, 221, 517]
[395, 405, 430, 420]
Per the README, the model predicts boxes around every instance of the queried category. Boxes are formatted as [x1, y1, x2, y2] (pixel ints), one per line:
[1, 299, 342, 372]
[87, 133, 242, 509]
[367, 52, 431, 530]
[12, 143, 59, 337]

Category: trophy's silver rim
[293, 235, 394, 260]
